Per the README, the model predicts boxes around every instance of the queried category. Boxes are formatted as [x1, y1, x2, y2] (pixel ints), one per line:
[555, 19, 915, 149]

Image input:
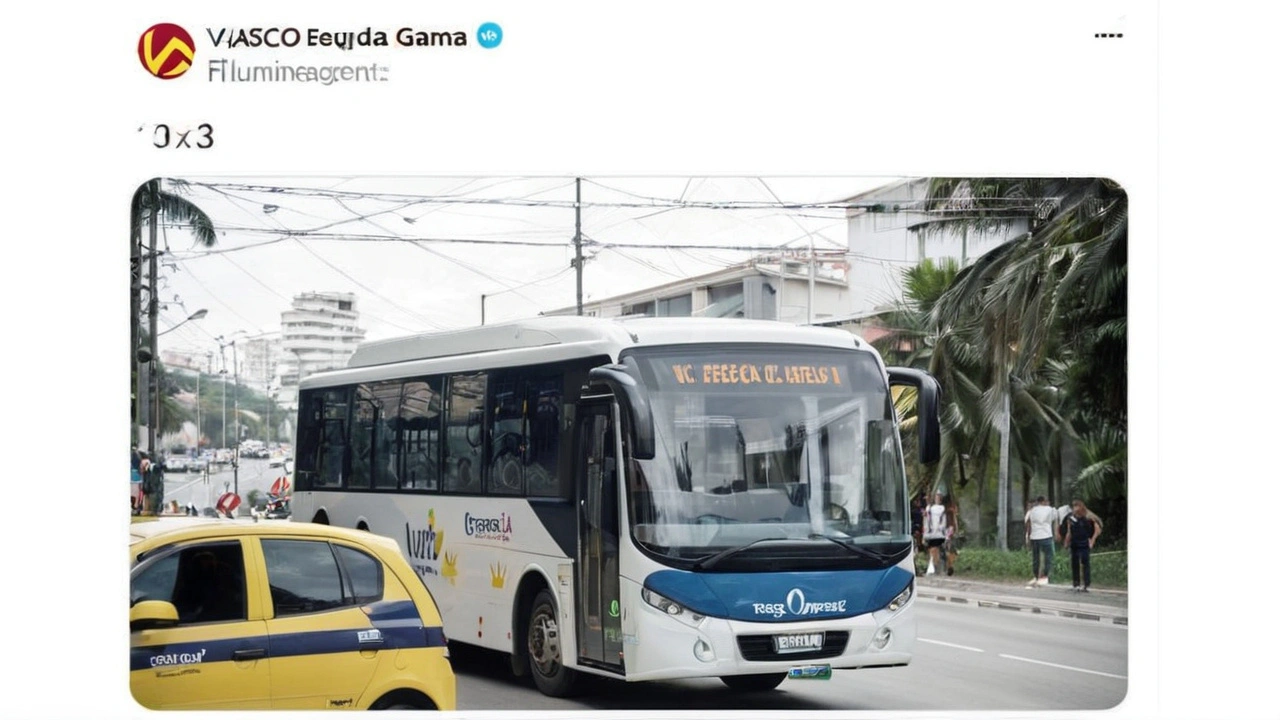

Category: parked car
[164, 457, 188, 473]
[129, 519, 456, 710]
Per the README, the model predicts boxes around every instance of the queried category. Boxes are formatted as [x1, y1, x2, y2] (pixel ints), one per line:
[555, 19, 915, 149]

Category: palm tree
[921, 178, 1127, 546]
[131, 179, 217, 448]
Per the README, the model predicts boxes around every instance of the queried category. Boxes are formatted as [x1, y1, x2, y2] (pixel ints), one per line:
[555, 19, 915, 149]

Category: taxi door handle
[232, 648, 267, 661]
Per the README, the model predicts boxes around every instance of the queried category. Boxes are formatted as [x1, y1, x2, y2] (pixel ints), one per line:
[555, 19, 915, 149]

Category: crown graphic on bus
[441, 552, 459, 585]
[489, 563, 507, 589]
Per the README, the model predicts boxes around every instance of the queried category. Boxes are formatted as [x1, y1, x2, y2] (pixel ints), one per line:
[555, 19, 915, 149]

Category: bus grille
[736, 631, 850, 662]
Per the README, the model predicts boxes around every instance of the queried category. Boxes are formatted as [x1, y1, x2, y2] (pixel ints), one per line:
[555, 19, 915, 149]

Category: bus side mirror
[887, 367, 941, 465]
[587, 364, 655, 460]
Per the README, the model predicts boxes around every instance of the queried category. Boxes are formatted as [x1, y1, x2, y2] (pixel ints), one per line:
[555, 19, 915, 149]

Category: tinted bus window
[526, 375, 563, 497]
[369, 382, 404, 490]
[349, 385, 376, 490]
[401, 379, 442, 491]
[488, 373, 523, 495]
[444, 373, 485, 493]
[317, 388, 350, 488]
[295, 391, 324, 490]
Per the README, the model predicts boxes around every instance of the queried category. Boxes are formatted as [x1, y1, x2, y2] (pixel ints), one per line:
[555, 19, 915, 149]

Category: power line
[190, 180, 908, 210]
[290, 238, 442, 332]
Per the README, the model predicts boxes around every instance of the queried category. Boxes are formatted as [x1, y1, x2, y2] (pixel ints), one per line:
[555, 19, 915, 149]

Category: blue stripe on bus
[131, 601, 446, 672]
[644, 566, 914, 622]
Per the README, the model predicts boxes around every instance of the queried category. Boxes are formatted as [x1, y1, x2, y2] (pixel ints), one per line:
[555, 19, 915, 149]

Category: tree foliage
[875, 178, 1127, 543]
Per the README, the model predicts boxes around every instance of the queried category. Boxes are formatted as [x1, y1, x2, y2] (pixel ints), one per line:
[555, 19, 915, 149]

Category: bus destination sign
[666, 362, 846, 387]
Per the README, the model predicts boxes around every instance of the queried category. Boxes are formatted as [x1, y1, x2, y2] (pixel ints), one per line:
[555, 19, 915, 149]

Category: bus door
[573, 396, 624, 672]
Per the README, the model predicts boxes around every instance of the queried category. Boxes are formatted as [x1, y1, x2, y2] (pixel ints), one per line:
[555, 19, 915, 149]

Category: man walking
[1061, 499, 1102, 592]
[1024, 496, 1057, 587]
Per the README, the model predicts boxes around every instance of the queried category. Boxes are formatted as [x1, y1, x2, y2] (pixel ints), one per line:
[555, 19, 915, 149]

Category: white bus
[290, 316, 940, 696]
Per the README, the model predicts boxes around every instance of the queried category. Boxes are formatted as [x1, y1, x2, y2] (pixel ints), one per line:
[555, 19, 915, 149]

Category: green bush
[916, 546, 1126, 589]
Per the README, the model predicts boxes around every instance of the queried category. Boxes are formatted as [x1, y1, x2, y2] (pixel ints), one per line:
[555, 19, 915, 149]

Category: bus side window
[526, 378, 563, 498]
[400, 380, 441, 492]
[444, 373, 486, 493]
[295, 393, 324, 489]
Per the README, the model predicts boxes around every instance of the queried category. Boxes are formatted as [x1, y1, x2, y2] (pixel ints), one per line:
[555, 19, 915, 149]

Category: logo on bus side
[405, 508, 444, 580]
[752, 588, 848, 619]
[464, 511, 513, 542]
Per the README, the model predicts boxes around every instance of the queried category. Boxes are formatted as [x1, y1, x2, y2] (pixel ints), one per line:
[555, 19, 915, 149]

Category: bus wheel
[527, 590, 579, 697]
[720, 673, 787, 692]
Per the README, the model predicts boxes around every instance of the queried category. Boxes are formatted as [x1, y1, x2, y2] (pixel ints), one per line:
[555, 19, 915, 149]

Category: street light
[157, 308, 208, 338]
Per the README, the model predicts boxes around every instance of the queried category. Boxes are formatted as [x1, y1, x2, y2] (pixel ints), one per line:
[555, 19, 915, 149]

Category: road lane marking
[998, 653, 1126, 680]
[917, 638, 984, 652]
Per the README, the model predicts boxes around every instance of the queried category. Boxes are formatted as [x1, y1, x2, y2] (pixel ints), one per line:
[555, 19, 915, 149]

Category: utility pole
[807, 240, 816, 325]
[232, 340, 240, 500]
[147, 190, 159, 455]
[574, 177, 583, 316]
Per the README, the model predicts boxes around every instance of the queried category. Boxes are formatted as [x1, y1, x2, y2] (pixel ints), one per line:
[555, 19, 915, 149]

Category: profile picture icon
[138, 23, 195, 79]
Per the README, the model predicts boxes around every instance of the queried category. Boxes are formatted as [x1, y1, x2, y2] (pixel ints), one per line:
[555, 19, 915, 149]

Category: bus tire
[527, 589, 580, 697]
[720, 673, 787, 692]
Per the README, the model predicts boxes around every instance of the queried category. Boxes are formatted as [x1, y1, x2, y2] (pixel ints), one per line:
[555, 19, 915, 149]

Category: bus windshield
[623, 346, 910, 570]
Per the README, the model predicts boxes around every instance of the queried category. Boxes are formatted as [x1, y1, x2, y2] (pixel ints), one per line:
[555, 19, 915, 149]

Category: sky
[148, 176, 901, 360]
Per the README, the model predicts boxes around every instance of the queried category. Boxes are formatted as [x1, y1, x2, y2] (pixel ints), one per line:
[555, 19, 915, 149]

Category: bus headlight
[641, 588, 705, 626]
[885, 582, 913, 613]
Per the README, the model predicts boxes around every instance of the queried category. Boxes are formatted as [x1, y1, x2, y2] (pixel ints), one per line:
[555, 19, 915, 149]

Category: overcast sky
[148, 176, 900, 358]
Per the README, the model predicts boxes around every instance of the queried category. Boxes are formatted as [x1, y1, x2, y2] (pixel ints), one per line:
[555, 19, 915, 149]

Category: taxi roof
[129, 518, 399, 556]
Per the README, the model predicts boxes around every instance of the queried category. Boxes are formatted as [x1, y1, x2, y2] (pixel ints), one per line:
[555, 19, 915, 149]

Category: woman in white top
[922, 492, 950, 574]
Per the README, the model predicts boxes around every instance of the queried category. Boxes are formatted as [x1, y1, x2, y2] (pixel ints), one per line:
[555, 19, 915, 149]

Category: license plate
[773, 632, 824, 653]
[788, 664, 832, 680]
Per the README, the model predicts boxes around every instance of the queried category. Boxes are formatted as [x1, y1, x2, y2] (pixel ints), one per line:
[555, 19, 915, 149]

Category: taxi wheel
[527, 590, 580, 697]
[720, 673, 787, 692]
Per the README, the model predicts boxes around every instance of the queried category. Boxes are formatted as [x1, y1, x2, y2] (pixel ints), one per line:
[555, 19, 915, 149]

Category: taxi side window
[130, 542, 247, 625]
[262, 541, 386, 617]
[333, 545, 383, 605]
[263, 540, 345, 616]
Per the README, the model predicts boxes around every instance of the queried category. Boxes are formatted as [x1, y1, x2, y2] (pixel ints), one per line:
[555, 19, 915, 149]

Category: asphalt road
[161, 457, 286, 510]
[449, 598, 1127, 711]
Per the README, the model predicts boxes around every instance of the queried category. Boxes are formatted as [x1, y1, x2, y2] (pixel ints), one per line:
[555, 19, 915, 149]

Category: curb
[917, 589, 1129, 626]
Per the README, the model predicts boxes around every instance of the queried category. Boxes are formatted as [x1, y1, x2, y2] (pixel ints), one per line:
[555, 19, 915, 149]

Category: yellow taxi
[129, 518, 456, 710]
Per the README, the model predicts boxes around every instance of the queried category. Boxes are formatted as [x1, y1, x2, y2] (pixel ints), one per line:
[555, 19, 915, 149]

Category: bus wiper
[692, 537, 787, 571]
[808, 534, 896, 563]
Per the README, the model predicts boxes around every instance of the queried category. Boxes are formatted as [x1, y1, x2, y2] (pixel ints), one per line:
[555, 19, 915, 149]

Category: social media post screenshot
[18, 1, 1248, 719]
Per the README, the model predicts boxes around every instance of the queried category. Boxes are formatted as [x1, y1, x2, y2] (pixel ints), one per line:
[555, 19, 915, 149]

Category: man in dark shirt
[1060, 499, 1102, 592]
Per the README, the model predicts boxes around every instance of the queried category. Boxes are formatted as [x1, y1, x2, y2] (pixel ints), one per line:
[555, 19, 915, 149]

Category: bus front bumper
[620, 595, 916, 682]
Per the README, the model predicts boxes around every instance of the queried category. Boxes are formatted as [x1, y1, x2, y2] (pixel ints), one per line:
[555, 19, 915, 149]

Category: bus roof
[303, 316, 871, 389]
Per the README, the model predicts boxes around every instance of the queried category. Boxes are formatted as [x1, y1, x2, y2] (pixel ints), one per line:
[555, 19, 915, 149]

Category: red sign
[216, 492, 242, 516]
[270, 476, 291, 497]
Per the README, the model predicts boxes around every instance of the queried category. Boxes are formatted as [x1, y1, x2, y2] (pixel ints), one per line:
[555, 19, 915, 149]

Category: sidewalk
[916, 575, 1128, 625]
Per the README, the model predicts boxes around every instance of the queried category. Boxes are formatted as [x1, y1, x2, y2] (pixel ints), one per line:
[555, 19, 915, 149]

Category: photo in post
[128, 176, 1127, 711]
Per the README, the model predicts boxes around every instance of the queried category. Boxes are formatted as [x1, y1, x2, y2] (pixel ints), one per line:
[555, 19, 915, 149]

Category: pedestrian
[911, 492, 927, 571]
[136, 451, 152, 514]
[131, 446, 144, 515]
[944, 498, 960, 575]
[1060, 499, 1102, 592]
[922, 492, 951, 575]
[142, 452, 165, 516]
[1024, 495, 1058, 587]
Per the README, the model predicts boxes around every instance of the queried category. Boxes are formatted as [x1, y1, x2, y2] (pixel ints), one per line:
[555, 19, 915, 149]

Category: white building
[275, 292, 366, 411]
[843, 178, 1031, 315]
[240, 334, 282, 394]
[541, 252, 851, 324]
